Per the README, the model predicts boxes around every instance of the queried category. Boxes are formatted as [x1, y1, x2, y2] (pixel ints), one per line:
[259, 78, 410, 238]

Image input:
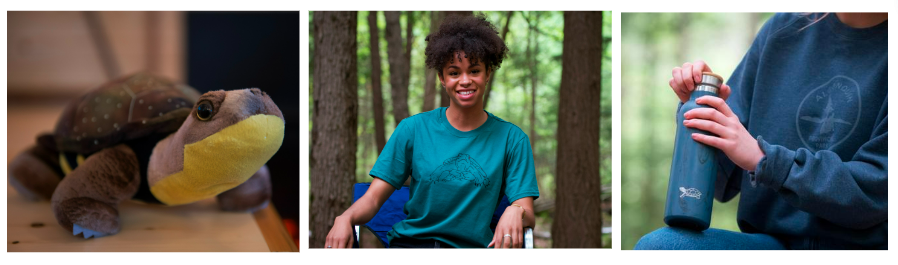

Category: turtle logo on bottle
[679, 187, 702, 200]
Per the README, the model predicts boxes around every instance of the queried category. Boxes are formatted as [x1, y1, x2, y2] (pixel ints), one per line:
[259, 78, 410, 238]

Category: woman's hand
[488, 197, 534, 249]
[683, 96, 765, 171]
[670, 60, 732, 102]
[488, 206, 524, 248]
[324, 215, 354, 248]
[323, 178, 396, 249]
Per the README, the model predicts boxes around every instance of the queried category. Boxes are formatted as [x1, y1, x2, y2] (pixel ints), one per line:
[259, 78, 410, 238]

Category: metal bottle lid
[695, 72, 723, 94]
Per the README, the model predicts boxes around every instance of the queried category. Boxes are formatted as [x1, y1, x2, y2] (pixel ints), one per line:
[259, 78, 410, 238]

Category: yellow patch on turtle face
[59, 154, 87, 175]
[59, 153, 72, 175]
[150, 114, 284, 206]
[76, 154, 85, 166]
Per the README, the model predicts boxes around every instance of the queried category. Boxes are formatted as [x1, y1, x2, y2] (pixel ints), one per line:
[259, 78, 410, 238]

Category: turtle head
[148, 88, 285, 205]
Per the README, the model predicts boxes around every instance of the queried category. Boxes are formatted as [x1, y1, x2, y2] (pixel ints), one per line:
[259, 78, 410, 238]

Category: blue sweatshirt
[715, 13, 887, 249]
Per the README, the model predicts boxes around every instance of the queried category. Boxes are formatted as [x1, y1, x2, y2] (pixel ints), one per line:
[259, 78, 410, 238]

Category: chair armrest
[353, 225, 360, 248]
[524, 227, 533, 249]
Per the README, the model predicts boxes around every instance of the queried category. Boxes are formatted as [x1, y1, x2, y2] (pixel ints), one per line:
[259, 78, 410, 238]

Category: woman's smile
[457, 89, 477, 100]
[441, 51, 489, 109]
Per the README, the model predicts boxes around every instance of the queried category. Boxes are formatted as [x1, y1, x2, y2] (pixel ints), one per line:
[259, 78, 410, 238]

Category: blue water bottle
[664, 72, 723, 231]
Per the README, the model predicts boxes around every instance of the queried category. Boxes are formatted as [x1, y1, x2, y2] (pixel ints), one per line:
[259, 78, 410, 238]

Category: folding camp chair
[351, 182, 534, 248]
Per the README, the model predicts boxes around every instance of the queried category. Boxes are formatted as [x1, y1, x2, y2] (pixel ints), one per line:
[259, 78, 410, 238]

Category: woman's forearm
[339, 196, 380, 225]
[510, 197, 535, 228]
[338, 178, 396, 225]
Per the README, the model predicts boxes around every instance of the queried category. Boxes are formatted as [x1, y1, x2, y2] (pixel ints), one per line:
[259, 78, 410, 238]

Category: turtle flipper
[8, 135, 63, 201]
[51, 144, 141, 238]
[73, 223, 110, 238]
[217, 165, 272, 212]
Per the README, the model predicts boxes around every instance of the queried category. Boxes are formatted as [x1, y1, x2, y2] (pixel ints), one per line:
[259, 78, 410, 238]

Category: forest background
[309, 11, 611, 248]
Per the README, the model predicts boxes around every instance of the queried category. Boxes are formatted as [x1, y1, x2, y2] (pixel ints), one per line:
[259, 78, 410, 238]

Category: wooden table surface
[7, 184, 299, 252]
[6, 101, 297, 252]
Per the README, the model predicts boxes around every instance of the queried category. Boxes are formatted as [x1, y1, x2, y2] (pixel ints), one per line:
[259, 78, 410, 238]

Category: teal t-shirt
[369, 107, 540, 248]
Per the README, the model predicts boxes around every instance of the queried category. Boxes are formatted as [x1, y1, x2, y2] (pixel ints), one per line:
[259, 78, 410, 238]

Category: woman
[636, 13, 887, 250]
[325, 14, 539, 248]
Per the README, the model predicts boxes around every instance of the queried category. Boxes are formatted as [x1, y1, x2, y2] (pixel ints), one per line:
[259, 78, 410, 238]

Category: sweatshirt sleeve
[755, 101, 888, 230]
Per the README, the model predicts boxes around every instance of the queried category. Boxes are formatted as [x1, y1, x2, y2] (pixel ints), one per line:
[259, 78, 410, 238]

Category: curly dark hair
[425, 14, 508, 76]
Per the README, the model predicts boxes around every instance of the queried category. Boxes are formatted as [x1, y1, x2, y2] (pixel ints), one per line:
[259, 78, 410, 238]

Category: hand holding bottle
[669, 60, 763, 172]
[670, 60, 732, 102]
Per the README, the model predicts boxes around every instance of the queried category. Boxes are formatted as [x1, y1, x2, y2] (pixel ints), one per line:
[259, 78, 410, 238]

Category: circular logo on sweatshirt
[795, 76, 861, 152]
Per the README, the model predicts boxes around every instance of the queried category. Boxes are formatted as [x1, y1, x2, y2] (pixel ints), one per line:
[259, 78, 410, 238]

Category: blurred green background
[621, 13, 772, 250]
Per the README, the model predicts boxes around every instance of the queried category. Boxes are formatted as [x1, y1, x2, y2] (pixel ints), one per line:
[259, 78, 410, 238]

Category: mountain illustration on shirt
[427, 153, 490, 187]
[800, 98, 852, 134]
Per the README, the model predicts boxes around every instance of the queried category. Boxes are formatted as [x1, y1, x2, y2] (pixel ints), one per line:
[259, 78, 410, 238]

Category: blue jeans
[635, 227, 786, 250]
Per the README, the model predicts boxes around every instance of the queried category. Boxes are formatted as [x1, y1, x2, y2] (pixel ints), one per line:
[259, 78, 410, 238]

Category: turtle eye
[196, 101, 214, 121]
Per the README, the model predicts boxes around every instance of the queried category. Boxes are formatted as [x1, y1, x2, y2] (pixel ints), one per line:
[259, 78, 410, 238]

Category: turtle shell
[54, 73, 200, 154]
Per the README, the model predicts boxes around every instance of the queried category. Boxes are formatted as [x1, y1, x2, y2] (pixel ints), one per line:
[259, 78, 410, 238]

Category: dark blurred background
[7, 11, 299, 244]
[187, 11, 299, 227]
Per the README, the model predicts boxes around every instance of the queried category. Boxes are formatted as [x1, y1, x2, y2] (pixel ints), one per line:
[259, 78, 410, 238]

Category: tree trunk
[524, 12, 546, 198]
[528, 12, 539, 152]
[435, 11, 451, 108]
[311, 11, 358, 248]
[368, 11, 387, 154]
[384, 11, 410, 126]
[406, 11, 414, 59]
[483, 11, 513, 110]
[552, 11, 603, 248]
[422, 11, 438, 112]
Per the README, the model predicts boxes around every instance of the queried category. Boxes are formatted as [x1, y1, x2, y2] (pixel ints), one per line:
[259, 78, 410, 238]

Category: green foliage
[621, 13, 773, 250]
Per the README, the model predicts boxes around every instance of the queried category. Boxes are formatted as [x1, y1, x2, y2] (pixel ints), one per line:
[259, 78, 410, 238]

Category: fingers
[691, 60, 712, 83]
[684, 108, 729, 126]
[670, 78, 689, 103]
[719, 83, 732, 101]
[502, 233, 512, 249]
[691, 133, 728, 150]
[681, 62, 695, 91]
[696, 96, 735, 117]
[683, 119, 730, 138]
[515, 231, 523, 248]
[671, 67, 687, 96]
[340, 236, 355, 248]
[325, 235, 348, 248]
[325, 235, 335, 249]
[337, 237, 348, 249]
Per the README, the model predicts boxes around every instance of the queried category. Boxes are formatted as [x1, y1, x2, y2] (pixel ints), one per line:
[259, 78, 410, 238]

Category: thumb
[719, 83, 732, 101]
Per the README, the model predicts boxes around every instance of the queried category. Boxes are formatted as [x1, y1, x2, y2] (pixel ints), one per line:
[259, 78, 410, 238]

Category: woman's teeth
[458, 91, 474, 95]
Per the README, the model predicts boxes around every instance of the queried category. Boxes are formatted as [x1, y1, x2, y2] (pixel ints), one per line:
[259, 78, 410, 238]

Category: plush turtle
[8, 73, 285, 238]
